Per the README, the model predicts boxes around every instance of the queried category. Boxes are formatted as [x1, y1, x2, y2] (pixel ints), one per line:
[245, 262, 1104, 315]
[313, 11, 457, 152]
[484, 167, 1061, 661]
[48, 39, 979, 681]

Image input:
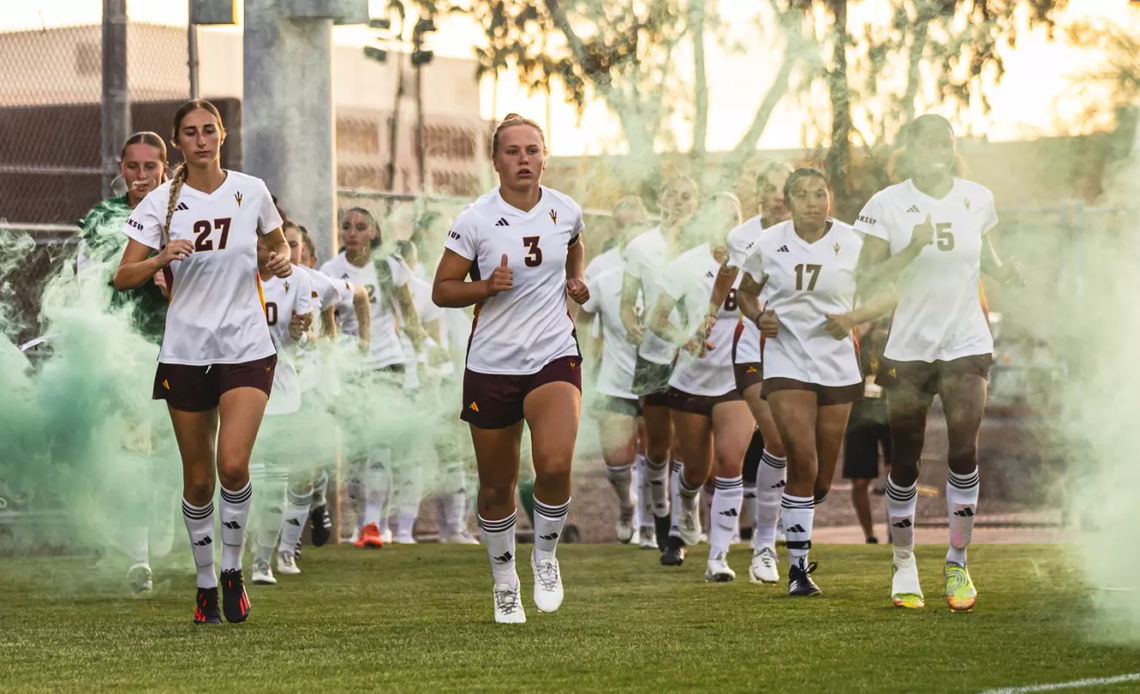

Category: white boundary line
[980, 673, 1140, 693]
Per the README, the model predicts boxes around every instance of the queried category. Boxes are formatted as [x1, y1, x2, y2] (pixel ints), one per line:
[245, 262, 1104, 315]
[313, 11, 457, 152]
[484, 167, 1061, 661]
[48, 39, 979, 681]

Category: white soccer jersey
[444, 186, 583, 375]
[854, 178, 997, 363]
[320, 251, 410, 369]
[585, 246, 622, 284]
[398, 273, 449, 388]
[725, 215, 767, 365]
[123, 171, 281, 366]
[261, 269, 316, 415]
[622, 226, 678, 365]
[581, 267, 637, 400]
[297, 265, 342, 311]
[741, 220, 863, 387]
[663, 244, 740, 397]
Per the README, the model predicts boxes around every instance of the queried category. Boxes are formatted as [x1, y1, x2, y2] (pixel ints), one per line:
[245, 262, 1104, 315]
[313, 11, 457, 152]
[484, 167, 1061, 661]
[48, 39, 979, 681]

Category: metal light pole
[101, 0, 130, 199]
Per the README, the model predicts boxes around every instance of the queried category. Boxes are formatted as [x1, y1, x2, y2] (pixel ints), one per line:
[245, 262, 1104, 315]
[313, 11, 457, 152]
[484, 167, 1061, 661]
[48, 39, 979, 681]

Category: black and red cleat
[220, 569, 251, 623]
[310, 504, 332, 547]
[194, 587, 222, 625]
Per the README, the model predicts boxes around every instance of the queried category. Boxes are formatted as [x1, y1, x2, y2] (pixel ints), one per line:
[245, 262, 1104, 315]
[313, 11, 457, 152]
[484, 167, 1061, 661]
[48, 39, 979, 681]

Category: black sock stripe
[948, 473, 980, 489]
[670, 460, 683, 473]
[679, 478, 702, 493]
[885, 482, 917, 502]
[715, 478, 744, 490]
[287, 490, 313, 505]
[478, 513, 517, 532]
[761, 453, 787, 469]
[220, 484, 253, 504]
[781, 500, 814, 510]
[182, 501, 214, 519]
[785, 540, 812, 550]
[533, 500, 570, 518]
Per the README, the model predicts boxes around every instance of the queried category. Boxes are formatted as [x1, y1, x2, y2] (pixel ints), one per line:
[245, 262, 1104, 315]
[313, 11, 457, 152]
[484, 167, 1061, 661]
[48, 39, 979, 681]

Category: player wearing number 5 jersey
[853, 114, 1024, 613]
[738, 169, 870, 598]
[433, 114, 589, 624]
[115, 99, 292, 627]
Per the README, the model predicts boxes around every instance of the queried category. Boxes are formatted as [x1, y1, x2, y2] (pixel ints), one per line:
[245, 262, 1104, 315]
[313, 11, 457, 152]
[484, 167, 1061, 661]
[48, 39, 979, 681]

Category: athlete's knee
[533, 466, 571, 494]
[947, 445, 978, 474]
[478, 480, 516, 510]
[215, 459, 250, 491]
[183, 479, 214, 505]
[851, 478, 871, 495]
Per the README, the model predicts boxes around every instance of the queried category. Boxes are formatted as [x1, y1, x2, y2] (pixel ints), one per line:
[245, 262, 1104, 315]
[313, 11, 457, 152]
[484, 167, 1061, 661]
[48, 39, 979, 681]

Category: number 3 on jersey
[522, 236, 543, 267]
[193, 217, 232, 252]
[795, 264, 822, 291]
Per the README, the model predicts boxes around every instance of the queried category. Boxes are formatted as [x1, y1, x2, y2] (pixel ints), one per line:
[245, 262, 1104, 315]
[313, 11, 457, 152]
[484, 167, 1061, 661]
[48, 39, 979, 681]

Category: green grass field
[3, 543, 1139, 693]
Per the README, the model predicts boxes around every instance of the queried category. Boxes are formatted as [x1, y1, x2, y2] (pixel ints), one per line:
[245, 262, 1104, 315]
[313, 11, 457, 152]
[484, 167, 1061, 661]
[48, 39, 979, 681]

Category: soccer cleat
[276, 551, 301, 576]
[354, 522, 384, 548]
[532, 552, 564, 613]
[654, 515, 671, 552]
[392, 534, 417, 545]
[220, 569, 252, 623]
[638, 525, 657, 550]
[251, 559, 277, 585]
[193, 587, 222, 625]
[660, 536, 686, 566]
[891, 554, 925, 609]
[788, 561, 821, 597]
[945, 562, 977, 612]
[616, 505, 635, 544]
[678, 504, 702, 546]
[127, 563, 152, 595]
[310, 505, 332, 547]
[440, 531, 480, 545]
[493, 581, 526, 624]
[705, 552, 736, 582]
[749, 545, 780, 585]
[380, 527, 394, 544]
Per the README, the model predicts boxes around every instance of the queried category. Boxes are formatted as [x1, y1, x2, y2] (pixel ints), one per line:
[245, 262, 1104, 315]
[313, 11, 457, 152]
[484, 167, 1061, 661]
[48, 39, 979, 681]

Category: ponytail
[162, 164, 187, 247]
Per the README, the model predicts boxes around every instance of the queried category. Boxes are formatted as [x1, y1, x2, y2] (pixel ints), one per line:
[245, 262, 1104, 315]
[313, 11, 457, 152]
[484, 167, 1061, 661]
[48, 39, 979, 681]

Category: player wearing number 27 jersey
[445, 186, 583, 380]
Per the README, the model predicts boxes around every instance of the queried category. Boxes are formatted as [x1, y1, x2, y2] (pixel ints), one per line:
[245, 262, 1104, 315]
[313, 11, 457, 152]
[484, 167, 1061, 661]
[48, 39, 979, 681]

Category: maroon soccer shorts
[461, 355, 583, 429]
[154, 355, 277, 412]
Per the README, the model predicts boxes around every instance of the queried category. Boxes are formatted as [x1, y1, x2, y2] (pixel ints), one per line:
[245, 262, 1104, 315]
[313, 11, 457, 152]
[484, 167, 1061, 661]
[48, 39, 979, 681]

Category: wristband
[753, 313, 764, 329]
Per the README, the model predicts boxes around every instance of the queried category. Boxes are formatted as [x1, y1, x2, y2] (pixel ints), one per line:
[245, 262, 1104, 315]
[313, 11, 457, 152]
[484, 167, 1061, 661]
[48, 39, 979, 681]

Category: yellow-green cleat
[891, 554, 925, 609]
[944, 562, 976, 612]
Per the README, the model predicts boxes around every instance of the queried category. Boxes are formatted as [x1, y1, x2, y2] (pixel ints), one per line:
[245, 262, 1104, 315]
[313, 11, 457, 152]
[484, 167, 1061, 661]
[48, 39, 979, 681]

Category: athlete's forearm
[352, 285, 371, 344]
[619, 272, 641, 334]
[648, 296, 685, 346]
[432, 278, 493, 308]
[114, 255, 163, 291]
[849, 288, 897, 325]
[566, 238, 585, 281]
[708, 265, 739, 318]
[858, 242, 921, 297]
[319, 306, 336, 338]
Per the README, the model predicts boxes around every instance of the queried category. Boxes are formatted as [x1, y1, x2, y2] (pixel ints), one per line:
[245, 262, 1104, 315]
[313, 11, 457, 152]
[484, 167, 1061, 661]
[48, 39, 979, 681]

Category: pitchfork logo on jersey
[235, 191, 244, 207]
[834, 243, 841, 257]
[549, 209, 558, 225]
[963, 198, 971, 211]
[283, 281, 290, 293]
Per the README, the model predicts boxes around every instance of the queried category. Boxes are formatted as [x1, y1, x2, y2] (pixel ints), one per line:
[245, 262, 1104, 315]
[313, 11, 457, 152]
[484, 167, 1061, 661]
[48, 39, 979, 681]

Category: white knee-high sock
[362, 450, 391, 527]
[533, 497, 570, 562]
[781, 493, 815, 571]
[440, 462, 468, 536]
[479, 511, 518, 586]
[254, 468, 287, 564]
[946, 469, 980, 566]
[710, 476, 744, 558]
[182, 498, 216, 588]
[278, 488, 313, 555]
[886, 476, 918, 562]
[643, 454, 670, 519]
[219, 481, 252, 573]
[755, 450, 787, 548]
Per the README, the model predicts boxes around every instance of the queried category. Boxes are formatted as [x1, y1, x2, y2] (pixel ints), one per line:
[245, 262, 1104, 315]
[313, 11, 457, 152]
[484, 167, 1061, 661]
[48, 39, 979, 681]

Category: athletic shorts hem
[461, 355, 583, 429]
[761, 378, 863, 406]
[591, 395, 641, 418]
[876, 354, 993, 394]
[665, 387, 743, 417]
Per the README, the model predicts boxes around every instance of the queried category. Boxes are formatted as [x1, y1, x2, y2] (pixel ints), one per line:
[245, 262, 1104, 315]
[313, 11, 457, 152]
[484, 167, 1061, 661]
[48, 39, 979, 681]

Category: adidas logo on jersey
[906, 205, 920, 214]
[719, 508, 738, 517]
[493, 551, 513, 563]
[892, 518, 913, 529]
[777, 245, 790, 253]
[706, 271, 715, 279]
[495, 218, 510, 227]
[746, 366, 758, 374]
[175, 202, 190, 212]
[468, 401, 480, 412]
[785, 524, 806, 533]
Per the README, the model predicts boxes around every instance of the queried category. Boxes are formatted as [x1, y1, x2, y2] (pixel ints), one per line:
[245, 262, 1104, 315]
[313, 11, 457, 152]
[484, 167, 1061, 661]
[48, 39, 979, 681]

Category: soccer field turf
[3, 544, 1139, 693]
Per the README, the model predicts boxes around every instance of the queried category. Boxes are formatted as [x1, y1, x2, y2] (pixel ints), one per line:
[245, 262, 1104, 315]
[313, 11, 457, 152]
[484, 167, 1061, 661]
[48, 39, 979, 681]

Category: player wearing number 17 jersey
[853, 115, 1024, 612]
[433, 114, 589, 624]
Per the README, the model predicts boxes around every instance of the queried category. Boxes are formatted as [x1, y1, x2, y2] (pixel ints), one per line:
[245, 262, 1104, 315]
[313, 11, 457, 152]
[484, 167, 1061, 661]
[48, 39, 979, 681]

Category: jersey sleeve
[580, 275, 602, 314]
[725, 226, 755, 270]
[334, 279, 355, 308]
[444, 208, 480, 261]
[294, 270, 317, 316]
[256, 181, 284, 235]
[853, 194, 888, 242]
[570, 201, 585, 244]
[739, 246, 766, 285]
[123, 191, 163, 250]
[980, 189, 999, 236]
[660, 257, 694, 302]
[621, 236, 646, 280]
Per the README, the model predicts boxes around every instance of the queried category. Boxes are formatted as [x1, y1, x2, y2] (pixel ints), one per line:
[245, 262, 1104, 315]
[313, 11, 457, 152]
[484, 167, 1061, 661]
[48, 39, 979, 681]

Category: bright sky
[4, 0, 1135, 156]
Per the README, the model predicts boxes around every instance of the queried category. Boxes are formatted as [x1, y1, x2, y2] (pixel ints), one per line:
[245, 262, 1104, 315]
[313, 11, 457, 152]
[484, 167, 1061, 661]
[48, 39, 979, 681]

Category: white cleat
[276, 551, 301, 575]
[679, 505, 703, 546]
[891, 553, 925, 609]
[532, 552, 564, 613]
[440, 532, 480, 545]
[638, 525, 657, 550]
[616, 507, 635, 544]
[251, 559, 277, 585]
[380, 527, 394, 544]
[127, 563, 152, 595]
[392, 534, 417, 545]
[705, 552, 736, 583]
[749, 545, 780, 584]
[493, 581, 526, 624]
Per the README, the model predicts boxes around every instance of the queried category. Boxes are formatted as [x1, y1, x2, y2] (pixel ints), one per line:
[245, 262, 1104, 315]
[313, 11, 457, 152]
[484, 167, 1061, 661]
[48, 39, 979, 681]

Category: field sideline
[2, 544, 1138, 693]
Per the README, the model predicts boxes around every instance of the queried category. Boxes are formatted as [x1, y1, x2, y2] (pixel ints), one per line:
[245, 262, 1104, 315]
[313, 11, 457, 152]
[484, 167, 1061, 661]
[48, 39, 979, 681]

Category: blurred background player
[249, 233, 316, 585]
[854, 114, 1024, 612]
[321, 207, 425, 548]
[621, 176, 698, 551]
[704, 161, 794, 585]
[842, 317, 893, 545]
[115, 98, 292, 625]
[77, 131, 171, 595]
[738, 168, 866, 597]
[649, 192, 753, 580]
[433, 114, 589, 624]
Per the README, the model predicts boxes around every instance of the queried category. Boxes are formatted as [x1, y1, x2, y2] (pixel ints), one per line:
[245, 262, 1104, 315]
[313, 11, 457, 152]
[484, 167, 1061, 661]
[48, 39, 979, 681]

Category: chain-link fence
[0, 14, 190, 226]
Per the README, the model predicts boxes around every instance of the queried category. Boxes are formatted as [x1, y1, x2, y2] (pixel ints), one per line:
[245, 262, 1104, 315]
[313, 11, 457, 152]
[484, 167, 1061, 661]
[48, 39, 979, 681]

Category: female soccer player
[114, 99, 291, 624]
[648, 193, 754, 581]
[702, 161, 794, 584]
[853, 114, 1024, 611]
[737, 168, 867, 597]
[433, 114, 589, 624]
[621, 176, 698, 549]
[321, 207, 425, 548]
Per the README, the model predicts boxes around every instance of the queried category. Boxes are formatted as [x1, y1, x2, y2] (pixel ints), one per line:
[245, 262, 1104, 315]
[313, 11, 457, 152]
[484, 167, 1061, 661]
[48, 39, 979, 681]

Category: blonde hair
[161, 164, 186, 247]
[163, 99, 225, 247]
[491, 113, 546, 157]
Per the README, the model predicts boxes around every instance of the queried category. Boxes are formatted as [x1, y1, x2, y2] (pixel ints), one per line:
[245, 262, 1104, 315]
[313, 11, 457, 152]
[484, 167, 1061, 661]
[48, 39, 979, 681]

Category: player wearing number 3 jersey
[433, 114, 588, 624]
[115, 99, 292, 627]
[853, 114, 1024, 613]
